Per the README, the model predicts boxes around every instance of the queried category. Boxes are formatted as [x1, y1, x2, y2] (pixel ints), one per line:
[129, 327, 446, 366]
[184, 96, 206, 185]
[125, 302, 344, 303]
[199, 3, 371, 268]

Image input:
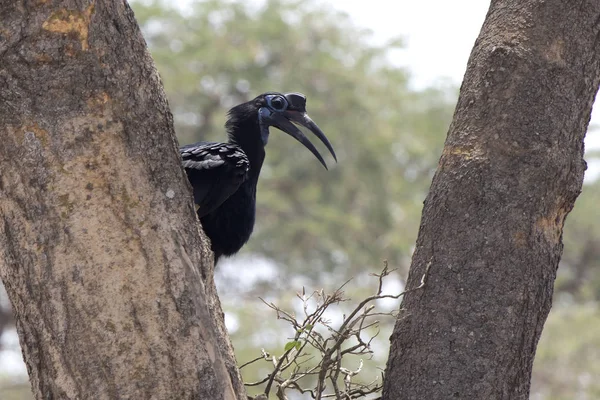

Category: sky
[329, 0, 491, 89]
[1, 0, 599, 377]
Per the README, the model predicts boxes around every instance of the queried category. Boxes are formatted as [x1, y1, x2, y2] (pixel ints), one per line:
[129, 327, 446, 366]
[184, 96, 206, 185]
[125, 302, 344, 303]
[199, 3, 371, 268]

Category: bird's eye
[269, 96, 287, 111]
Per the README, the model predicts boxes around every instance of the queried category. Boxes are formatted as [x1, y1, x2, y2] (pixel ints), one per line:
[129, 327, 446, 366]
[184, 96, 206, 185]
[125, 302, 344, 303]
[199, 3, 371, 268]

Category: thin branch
[243, 262, 434, 399]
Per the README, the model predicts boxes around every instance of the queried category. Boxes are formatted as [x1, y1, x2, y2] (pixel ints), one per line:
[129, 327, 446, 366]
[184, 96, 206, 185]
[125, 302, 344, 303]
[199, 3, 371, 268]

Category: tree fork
[0, 1, 245, 399]
[384, 1, 600, 399]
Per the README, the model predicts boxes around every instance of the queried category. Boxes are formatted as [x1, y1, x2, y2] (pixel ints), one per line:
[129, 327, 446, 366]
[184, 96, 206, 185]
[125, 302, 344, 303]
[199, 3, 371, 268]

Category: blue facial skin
[258, 107, 272, 145]
[258, 94, 290, 145]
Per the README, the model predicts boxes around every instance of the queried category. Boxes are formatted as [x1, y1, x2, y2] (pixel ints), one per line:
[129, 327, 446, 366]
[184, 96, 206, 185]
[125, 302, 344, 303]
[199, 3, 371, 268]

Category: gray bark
[383, 1, 600, 399]
[0, 1, 245, 399]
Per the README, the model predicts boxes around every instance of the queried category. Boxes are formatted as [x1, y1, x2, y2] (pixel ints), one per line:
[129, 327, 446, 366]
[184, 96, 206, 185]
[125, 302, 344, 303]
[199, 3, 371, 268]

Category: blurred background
[2, 0, 600, 399]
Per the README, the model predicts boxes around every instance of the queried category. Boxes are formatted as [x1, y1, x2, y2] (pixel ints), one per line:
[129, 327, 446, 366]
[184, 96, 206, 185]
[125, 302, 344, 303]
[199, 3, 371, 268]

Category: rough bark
[383, 1, 600, 399]
[0, 1, 245, 399]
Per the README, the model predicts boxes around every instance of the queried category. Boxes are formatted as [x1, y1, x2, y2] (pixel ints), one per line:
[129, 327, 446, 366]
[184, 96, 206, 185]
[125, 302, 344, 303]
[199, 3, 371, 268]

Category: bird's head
[226, 92, 337, 169]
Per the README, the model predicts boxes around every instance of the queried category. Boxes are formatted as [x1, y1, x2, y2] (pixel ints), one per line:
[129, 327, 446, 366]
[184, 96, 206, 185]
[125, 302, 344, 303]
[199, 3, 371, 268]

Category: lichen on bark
[0, 1, 245, 399]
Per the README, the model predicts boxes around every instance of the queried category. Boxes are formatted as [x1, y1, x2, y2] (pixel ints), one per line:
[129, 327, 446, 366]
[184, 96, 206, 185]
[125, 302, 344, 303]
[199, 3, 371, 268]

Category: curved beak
[284, 110, 337, 163]
[263, 109, 337, 169]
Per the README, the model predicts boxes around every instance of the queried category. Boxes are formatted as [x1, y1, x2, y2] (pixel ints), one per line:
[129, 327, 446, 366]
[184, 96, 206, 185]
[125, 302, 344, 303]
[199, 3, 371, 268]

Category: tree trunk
[0, 1, 245, 399]
[383, 1, 600, 399]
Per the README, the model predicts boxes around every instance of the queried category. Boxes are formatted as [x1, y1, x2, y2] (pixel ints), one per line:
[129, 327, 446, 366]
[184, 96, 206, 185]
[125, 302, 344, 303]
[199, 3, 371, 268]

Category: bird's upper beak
[262, 93, 337, 169]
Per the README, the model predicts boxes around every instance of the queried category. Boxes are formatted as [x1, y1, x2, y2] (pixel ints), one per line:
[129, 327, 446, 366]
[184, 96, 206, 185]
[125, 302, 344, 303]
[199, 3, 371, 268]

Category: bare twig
[241, 262, 433, 399]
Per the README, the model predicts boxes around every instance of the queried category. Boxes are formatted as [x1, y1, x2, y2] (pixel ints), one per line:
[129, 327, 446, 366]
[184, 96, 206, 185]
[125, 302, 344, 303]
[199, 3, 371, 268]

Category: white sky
[329, 0, 490, 88]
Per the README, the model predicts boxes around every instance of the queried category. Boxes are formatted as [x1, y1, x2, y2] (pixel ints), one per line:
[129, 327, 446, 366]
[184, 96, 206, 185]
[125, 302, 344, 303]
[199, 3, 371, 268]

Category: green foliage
[556, 180, 600, 302]
[532, 304, 600, 399]
[0, 378, 32, 400]
[283, 340, 301, 352]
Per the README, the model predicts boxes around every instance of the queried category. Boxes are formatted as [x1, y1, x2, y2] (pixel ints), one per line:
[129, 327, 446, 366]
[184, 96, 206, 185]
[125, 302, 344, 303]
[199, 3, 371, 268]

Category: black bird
[180, 92, 336, 263]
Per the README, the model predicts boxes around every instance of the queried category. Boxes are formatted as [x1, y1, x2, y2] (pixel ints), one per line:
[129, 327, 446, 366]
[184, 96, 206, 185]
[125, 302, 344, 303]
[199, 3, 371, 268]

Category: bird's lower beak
[267, 110, 337, 169]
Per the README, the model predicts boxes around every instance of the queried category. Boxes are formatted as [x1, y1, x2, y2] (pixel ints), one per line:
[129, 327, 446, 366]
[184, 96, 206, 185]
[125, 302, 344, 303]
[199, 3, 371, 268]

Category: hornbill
[180, 92, 336, 263]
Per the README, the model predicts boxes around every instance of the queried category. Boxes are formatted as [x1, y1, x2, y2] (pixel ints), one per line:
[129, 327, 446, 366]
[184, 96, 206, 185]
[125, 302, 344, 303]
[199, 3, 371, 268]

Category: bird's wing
[180, 142, 250, 217]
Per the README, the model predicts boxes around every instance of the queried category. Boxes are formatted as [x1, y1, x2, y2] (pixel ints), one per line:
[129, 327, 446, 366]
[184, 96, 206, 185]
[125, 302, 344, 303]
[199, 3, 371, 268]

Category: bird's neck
[228, 130, 266, 182]
[241, 143, 265, 182]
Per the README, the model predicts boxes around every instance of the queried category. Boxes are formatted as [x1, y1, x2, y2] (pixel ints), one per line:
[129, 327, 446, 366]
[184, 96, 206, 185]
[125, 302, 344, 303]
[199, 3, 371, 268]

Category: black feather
[181, 142, 250, 217]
